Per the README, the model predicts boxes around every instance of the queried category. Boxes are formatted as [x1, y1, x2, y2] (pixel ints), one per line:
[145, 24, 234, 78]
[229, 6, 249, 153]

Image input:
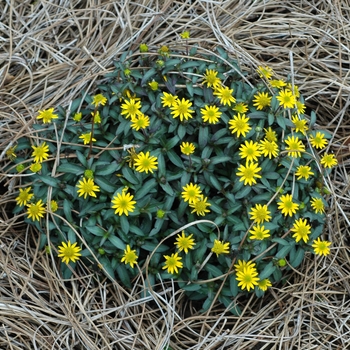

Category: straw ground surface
[0, 1, 349, 349]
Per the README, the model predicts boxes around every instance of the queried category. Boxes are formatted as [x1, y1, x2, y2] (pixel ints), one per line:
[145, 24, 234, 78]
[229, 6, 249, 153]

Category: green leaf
[167, 150, 183, 168]
[229, 274, 239, 297]
[76, 150, 88, 167]
[160, 182, 174, 196]
[271, 237, 289, 245]
[99, 256, 115, 280]
[198, 126, 209, 149]
[258, 262, 276, 280]
[57, 163, 85, 175]
[71, 97, 83, 112]
[141, 68, 157, 85]
[142, 242, 168, 252]
[186, 81, 194, 97]
[108, 235, 125, 250]
[130, 225, 145, 236]
[94, 176, 117, 193]
[235, 185, 251, 199]
[182, 283, 202, 292]
[120, 215, 129, 234]
[95, 162, 119, 176]
[177, 124, 187, 139]
[210, 156, 231, 165]
[37, 175, 59, 187]
[86, 226, 105, 236]
[310, 110, 317, 128]
[115, 263, 131, 288]
[63, 199, 73, 222]
[209, 175, 222, 191]
[290, 247, 305, 268]
[205, 263, 223, 278]
[276, 244, 293, 259]
[122, 166, 140, 185]
[165, 135, 180, 149]
[134, 178, 157, 200]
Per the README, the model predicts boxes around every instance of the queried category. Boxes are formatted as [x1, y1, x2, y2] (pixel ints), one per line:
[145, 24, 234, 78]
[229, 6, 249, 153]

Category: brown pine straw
[1, 0, 350, 349]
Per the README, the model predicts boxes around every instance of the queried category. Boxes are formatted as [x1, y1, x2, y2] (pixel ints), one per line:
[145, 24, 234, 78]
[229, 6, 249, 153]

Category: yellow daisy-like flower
[211, 239, 230, 257]
[30, 163, 42, 173]
[202, 69, 221, 89]
[259, 139, 279, 159]
[92, 111, 101, 124]
[228, 113, 251, 138]
[162, 252, 183, 274]
[320, 153, 338, 168]
[76, 178, 100, 199]
[277, 194, 299, 217]
[269, 79, 286, 88]
[200, 105, 222, 124]
[180, 142, 195, 155]
[16, 187, 34, 207]
[276, 89, 296, 109]
[26, 199, 46, 221]
[249, 204, 271, 224]
[148, 80, 158, 91]
[161, 92, 178, 107]
[312, 237, 331, 256]
[91, 94, 107, 107]
[170, 98, 195, 121]
[189, 195, 211, 216]
[180, 30, 190, 39]
[31, 142, 49, 163]
[213, 85, 236, 106]
[236, 266, 260, 292]
[131, 114, 150, 131]
[79, 132, 96, 145]
[236, 162, 262, 186]
[239, 140, 261, 163]
[309, 131, 328, 149]
[258, 278, 272, 291]
[234, 260, 256, 273]
[295, 165, 314, 180]
[121, 98, 142, 119]
[310, 197, 325, 214]
[291, 115, 308, 135]
[134, 151, 158, 173]
[249, 224, 270, 240]
[257, 66, 273, 80]
[264, 127, 277, 142]
[47, 200, 58, 212]
[73, 112, 82, 122]
[139, 43, 148, 52]
[284, 135, 305, 158]
[296, 100, 306, 114]
[6, 145, 17, 161]
[121, 245, 138, 268]
[175, 231, 195, 253]
[57, 241, 82, 264]
[287, 83, 300, 98]
[181, 183, 202, 204]
[111, 191, 136, 216]
[291, 218, 311, 243]
[37, 108, 59, 123]
[232, 102, 249, 113]
[252, 92, 272, 110]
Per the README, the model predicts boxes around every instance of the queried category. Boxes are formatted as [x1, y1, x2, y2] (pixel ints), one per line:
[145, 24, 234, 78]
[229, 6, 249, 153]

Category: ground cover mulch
[0, 1, 350, 349]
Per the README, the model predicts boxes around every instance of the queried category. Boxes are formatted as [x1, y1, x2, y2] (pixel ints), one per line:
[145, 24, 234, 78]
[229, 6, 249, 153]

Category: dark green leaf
[95, 162, 119, 176]
[94, 176, 117, 193]
[198, 126, 209, 149]
[86, 226, 105, 236]
[122, 166, 140, 185]
[120, 215, 129, 234]
[134, 178, 157, 200]
[141, 68, 157, 85]
[57, 163, 85, 175]
[167, 150, 183, 168]
[235, 185, 251, 199]
[258, 262, 276, 280]
[108, 235, 125, 250]
[37, 175, 59, 187]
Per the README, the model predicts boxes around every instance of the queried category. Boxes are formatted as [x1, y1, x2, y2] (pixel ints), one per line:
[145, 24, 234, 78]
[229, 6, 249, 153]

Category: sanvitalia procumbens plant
[9, 38, 335, 314]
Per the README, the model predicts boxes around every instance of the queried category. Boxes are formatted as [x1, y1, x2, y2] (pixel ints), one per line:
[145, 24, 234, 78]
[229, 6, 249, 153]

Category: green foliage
[8, 43, 334, 314]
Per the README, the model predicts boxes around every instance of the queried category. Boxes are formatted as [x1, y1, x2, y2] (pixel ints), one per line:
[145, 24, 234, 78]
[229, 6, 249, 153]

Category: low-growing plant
[7, 35, 335, 314]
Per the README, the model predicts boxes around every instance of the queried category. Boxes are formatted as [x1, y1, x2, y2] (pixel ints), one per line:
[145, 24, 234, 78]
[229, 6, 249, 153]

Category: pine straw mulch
[1, 1, 350, 349]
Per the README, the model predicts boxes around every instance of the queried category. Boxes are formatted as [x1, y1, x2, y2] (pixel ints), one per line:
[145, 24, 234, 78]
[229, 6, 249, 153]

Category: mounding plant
[7, 35, 335, 315]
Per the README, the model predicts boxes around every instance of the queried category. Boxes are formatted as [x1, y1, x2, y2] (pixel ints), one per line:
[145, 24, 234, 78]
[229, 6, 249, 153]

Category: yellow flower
[159, 45, 170, 56]
[131, 114, 150, 131]
[91, 94, 107, 107]
[232, 102, 249, 114]
[277, 194, 299, 217]
[258, 279, 272, 291]
[73, 112, 82, 122]
[295, 165, 314, 180]
[257, 66, 273, 79]
[264, 127, 277, 142]
[259, 139, 279, 159]
[200, 105, 222, 124]
[139, 43, 149, 52]
[291, 115, 308, 135]
[202, 69, 221, 89]
[30, 163, 42, 173]
[26, 199, 46, 221]
[6, 145, 17, 161]
[249, 224, 270, 240]
[16, 187, 33, 206]
[79, 132, 96, 145]
[189, 195, 211, 216]
[31, 142, 49, 163]
[213, 85, 236, 106]
[211, 239, 230, 257]
[111, 192, 136, 216]
[134, 151, 158, 173]
[175, 231, 195, 253]
[162, 252, 183, 274]
[76, 178, 100, 199]
[284, 135, 305, 158]
[236, 266, 260, 292]
[287, 83, 300, 98]
[320, 153, 337, 168]
[170, 98, 195, 121]
[180, 30, 190, 39]
[148, 80, 158, 91]
[312, 237, 331, 256]
[121, 98, 142, 119]
[181, 183, 202, 204]
[296, 100, 306, 114]
[276, 89, 296, 109]
[239, 140, 261, 163]
[180, 142, 195, 155]
[92, 111, 101, 124]
[228, 113, 251, 137]
[47, 200, 58, 212]
[310, 197, 325, 214]
[309, 132, 328, 149]
[249, 204, 271, 224]
[57, 241, 82, 264]
[252, 92, 272, 110]
[37, 108, 58, 123]
[269, 79, 286, 88]
[234, 259, 256, 273]
[161, 92, 178, 107]
[121, 245, 138, 268]
[291, 218, 311, 243]
[236, 162, 262, 186]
